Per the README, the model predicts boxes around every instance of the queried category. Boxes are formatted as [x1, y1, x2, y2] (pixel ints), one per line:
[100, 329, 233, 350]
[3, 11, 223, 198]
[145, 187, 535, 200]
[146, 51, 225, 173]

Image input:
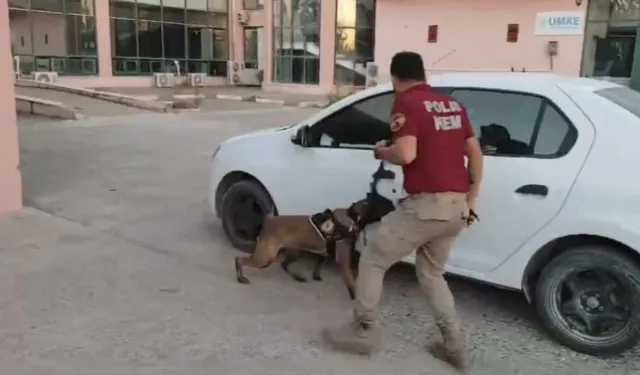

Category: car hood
[222, 123, 297, 147]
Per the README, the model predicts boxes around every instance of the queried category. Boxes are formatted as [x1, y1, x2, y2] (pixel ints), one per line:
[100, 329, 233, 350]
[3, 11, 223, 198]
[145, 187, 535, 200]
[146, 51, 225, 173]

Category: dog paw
[237, 276, 251, 284]
[313, 274, 323, 281]
[292, 274, 308, 283]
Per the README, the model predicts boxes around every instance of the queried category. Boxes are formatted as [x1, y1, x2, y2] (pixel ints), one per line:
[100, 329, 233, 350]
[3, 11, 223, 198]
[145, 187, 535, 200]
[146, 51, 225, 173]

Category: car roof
[365, 72, 619, 96]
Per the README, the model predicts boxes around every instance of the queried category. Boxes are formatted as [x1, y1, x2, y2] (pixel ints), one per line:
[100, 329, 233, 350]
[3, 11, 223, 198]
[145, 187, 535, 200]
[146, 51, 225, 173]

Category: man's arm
[375, 102, 418, 165]
[376, 136, 416, 165]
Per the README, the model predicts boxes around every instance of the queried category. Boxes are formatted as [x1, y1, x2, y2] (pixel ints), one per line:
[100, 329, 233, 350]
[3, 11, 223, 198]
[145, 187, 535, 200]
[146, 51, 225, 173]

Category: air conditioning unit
[227, 61, 262, 86]
[237, 11, 249, 25]
[188, 72, 207, 87]
[32, 71, 59, 84]
[154, 72, 175, 88]
[365, 63, 379, 88]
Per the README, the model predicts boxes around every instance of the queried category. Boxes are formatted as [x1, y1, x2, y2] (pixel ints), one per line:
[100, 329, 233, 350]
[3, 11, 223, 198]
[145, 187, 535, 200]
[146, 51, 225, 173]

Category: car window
[595, 86, 640, 118]
[533, 104, 576, 156]
[308, 93, 394, 148]
[449, 89, 576, 158]
[450, 89, 541, 152]
[352, 93, 394, 123]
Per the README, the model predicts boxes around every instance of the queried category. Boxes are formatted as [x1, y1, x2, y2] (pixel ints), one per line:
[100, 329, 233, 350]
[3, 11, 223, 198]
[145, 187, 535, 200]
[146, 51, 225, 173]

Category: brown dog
[234, 207, 362, 299]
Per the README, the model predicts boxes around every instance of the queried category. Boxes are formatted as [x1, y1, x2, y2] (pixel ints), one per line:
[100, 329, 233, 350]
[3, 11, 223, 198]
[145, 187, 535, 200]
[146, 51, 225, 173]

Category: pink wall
[1, 0, 23, 213]
[375, 0, 585, 77]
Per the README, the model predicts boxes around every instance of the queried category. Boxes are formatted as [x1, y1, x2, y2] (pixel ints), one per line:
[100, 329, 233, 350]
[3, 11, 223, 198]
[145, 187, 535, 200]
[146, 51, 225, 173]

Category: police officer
[322, 51, 483, 374]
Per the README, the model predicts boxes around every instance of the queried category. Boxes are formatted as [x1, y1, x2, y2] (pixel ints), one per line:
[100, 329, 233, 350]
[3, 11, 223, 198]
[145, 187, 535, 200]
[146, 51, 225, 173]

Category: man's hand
[373, 140, 389, 160]
[466, 197, 479, 227]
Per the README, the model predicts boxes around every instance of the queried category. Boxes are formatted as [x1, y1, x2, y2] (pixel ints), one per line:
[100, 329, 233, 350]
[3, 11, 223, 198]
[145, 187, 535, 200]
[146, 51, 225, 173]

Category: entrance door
[243, 27, 262, 69]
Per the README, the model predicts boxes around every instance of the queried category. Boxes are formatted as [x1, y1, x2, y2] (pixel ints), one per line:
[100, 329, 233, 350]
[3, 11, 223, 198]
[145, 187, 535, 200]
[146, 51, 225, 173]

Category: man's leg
[323, 202, 428, 354]
[415, 219, 467, 371]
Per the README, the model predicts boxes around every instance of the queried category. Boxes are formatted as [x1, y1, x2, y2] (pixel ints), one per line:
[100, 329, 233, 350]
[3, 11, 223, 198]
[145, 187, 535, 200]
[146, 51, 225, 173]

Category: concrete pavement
[3, 107, 638, 374]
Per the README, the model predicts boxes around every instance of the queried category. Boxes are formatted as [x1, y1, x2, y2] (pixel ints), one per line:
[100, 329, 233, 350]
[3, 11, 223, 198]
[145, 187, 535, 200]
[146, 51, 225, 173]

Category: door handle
[515, 184, 548, 197]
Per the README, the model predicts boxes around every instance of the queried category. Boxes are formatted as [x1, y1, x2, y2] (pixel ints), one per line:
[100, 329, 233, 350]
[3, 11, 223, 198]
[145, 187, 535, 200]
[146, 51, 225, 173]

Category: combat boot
[322, 319, 382, 355]
[427, 324, 468, 374]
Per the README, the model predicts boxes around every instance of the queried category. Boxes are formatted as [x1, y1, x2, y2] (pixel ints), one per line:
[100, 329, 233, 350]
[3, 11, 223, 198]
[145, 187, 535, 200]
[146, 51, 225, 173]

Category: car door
[281, 92, 404, 215]
[442, 87, 593, 273]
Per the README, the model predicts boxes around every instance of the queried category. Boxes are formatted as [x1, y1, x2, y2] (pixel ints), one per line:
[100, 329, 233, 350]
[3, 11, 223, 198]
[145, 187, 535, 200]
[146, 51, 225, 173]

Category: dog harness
[310, 209, 353, 243]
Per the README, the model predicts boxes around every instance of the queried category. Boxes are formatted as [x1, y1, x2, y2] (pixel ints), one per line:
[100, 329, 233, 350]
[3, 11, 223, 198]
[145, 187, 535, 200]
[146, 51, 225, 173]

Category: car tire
[220, 179, 274, 253]
[535, 246, 640, 357]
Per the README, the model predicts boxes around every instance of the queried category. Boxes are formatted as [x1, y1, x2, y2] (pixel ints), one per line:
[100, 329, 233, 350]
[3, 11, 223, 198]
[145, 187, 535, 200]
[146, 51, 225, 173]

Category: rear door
[439, 85, 595, 272]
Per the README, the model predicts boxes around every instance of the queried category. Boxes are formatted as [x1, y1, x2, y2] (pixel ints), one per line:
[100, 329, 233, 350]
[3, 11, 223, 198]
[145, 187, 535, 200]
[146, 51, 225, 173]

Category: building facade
[10, 0, 635, 94]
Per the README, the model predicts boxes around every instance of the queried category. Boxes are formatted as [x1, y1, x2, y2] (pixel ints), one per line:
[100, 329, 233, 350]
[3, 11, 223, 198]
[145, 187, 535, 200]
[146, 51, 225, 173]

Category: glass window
[31, 0, 64, 12]
[308, 93, 394, 148]
[533, 105, 575, 157]
[243, 0, 264, 10]
[334, 0, 376, 86]
[9, 0, 98, 76]
[450, 89, 576, 157]
[109, 0, 228, 77]
[244, 27, 260, 69]
[272, 0, 320, 85]
[451, 89, 541, 145]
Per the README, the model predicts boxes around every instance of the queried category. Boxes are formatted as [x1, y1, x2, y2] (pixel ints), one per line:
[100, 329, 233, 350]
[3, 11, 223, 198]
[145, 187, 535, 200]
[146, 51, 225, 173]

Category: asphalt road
[11, 102, 639, 374]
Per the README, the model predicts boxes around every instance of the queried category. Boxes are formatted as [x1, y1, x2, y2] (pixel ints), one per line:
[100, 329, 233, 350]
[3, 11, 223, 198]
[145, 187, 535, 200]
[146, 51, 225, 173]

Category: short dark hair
[390, 51, 426, 82]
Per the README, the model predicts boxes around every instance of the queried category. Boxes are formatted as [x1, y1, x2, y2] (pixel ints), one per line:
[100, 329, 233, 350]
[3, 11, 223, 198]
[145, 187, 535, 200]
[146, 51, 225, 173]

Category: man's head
[390, 51, 426, 92]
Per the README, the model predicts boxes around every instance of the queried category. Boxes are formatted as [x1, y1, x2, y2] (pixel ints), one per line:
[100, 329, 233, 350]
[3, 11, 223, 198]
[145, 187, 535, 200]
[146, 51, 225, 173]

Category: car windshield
[594, 86, 640, 118]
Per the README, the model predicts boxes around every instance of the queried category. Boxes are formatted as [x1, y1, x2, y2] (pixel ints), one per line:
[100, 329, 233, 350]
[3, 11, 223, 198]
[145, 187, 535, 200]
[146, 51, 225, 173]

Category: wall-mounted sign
[535, 11, 585, 36]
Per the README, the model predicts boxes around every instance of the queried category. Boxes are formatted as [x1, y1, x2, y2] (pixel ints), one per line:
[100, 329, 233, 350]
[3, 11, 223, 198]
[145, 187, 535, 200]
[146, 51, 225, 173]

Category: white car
[209, 72, 640, 356]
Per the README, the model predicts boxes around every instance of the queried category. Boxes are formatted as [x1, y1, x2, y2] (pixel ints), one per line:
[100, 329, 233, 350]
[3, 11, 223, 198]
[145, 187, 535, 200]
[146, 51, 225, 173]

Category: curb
[255, 97, 286, 105]
[16, 94, 83, 120]
[215, 93, 249, 101]
[297, 100, 329, 108]
[15, 79, 171, 113]
[214, 93, 329, 109]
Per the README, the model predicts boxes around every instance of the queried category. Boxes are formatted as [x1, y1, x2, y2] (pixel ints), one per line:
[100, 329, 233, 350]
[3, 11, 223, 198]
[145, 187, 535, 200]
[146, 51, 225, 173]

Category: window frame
[271, 0, 321, 85]
[307, 91, 395, 150]
[108, 0, 229, 77]
[9, 0, 99, 76]
[243, 0, 264, 10]
[306, 86, 453, 150]
[447, 87, 579, 159]
[243, 26, 261, 69]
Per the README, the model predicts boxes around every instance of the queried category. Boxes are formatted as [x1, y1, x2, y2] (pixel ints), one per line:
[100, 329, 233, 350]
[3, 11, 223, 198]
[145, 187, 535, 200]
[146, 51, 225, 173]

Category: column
[318, 0, 336, 91]
[0, 0, 23, 213]
[630, 26, 640, 91]
[264, 0, 273, 84]
[95, 0, 113, 77]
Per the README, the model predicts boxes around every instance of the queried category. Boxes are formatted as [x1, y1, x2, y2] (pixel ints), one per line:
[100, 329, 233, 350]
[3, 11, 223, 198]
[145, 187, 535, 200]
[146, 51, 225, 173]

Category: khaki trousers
[354, 192, 468, 336]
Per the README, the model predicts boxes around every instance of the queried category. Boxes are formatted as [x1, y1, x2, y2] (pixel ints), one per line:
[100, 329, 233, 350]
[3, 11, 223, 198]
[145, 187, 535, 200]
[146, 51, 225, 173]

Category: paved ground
[16, 86, 151, 117]
[3, 105, 638, 374]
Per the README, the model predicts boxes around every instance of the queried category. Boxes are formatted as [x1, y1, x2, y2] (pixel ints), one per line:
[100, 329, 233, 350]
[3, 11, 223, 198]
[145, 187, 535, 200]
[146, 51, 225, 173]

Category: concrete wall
[374, 0, 585, 77]
[1, 0, 23, 213]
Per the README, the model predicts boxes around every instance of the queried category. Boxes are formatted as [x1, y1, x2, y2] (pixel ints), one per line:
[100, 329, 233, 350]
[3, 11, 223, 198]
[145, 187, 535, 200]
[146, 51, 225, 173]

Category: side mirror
[292, 125, 310, 147]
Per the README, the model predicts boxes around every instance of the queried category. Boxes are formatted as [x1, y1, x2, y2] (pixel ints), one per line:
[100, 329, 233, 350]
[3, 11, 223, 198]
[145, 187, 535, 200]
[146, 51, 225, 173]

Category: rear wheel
[220, 180, 274, 253]
[535, 246, 640, 356]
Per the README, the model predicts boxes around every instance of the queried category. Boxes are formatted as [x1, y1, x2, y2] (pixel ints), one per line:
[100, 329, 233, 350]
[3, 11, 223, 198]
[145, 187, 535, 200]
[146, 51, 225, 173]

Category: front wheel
[535, 246, 640, 357]
[220, 180, 274, 253]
